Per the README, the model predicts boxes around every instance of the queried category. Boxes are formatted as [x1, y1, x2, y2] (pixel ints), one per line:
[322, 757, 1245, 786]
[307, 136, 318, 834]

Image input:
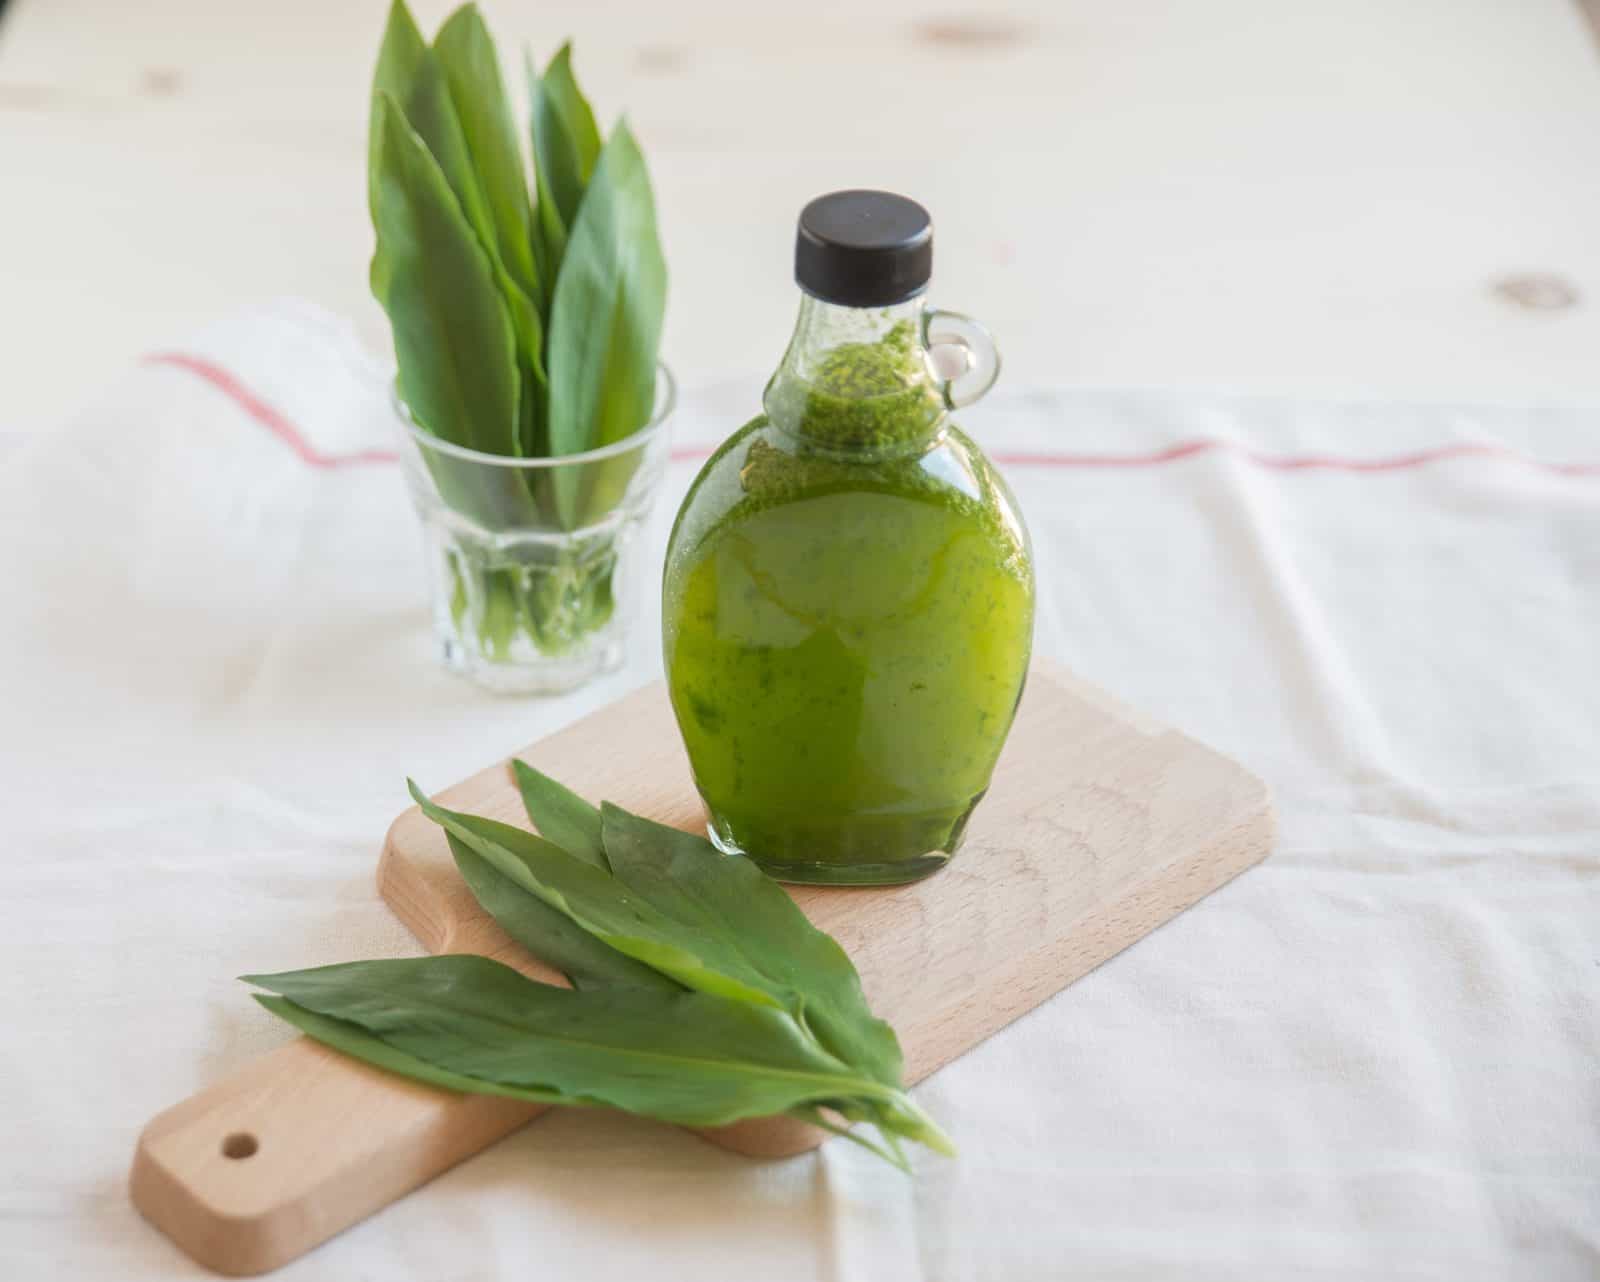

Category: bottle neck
[762, 294, 948, 457]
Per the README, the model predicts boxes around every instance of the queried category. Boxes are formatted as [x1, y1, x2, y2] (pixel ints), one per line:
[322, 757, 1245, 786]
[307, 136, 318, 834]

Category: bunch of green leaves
[371, 0, 665, 506]
[245, 763, 953, 1170]
[371, 2, 666, 657]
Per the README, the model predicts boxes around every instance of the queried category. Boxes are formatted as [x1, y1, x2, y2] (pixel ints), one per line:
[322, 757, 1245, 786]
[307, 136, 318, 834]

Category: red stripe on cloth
[144, 352, 400, 468]
[146, 350, 1600, 479]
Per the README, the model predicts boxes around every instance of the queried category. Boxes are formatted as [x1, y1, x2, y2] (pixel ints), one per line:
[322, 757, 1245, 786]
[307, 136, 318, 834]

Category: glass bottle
[663, 191, 1035, 885]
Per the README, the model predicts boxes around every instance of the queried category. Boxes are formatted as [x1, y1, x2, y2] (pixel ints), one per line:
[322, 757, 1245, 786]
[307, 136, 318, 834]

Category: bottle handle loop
[923, 308, 1001, 410]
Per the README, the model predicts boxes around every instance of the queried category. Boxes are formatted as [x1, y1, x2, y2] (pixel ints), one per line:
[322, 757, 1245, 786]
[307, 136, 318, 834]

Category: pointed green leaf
[545, 121, 666, 526]
[790, 1104, 912, 1172]
[447, 833, 675, 991]
[599, 803, 903, 1088]
[530, 43, 601, 234]
[368, 0, 426, 220]
[524, 50, 565, 294]
[511, 758, 605, 868]
[255, 994, 568, 1105]
[546, 121, 665, 454]
[396, 49, 496, 261]
[546, 46, 602, 177]
[246, 957, 898, 1128]
[400, 46, 547, 459]
[367, 0, 426, 303]
[432, 4, 538, 302]
[532, 188, 567, 293]
[400, 48, 544, 345]
[532, 194, 566, 298]
[409, 782, 791, 1011]
[370, 94, 520, 468]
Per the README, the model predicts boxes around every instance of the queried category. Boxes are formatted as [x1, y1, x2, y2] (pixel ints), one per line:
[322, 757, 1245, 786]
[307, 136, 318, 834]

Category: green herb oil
[664, 319, 1034, 883]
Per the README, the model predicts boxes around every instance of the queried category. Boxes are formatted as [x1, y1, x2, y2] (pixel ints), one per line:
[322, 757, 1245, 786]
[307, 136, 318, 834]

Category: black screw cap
[795, 190, 933, 307]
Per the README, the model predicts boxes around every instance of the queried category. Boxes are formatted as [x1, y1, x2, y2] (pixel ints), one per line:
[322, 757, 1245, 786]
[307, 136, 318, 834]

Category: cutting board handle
[129, 1035, 542, 1276]
[130, 1029, 822, 1275]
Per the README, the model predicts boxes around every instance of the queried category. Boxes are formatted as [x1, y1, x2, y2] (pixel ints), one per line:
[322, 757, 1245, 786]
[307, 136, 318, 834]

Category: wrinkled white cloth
[1, 300, 1596, 1281]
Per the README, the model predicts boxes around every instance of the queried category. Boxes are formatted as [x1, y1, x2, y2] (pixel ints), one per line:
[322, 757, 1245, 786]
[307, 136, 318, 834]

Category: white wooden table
[2, 0, 1600, 432]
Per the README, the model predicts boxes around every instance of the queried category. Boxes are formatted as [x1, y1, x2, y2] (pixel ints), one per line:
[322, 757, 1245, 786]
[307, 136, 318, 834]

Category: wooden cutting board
[130, 659, 1273, 1275]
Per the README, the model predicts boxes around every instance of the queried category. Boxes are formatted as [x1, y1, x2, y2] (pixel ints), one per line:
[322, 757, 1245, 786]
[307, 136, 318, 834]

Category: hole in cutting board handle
[221, 1132, 258, 1160]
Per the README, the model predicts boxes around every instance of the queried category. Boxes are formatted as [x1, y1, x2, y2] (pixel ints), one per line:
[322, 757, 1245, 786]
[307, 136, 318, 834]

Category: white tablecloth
[3, 300, 1596, 1280]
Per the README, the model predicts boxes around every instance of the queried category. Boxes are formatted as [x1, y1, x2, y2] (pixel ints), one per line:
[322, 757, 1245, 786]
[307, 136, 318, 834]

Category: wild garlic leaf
[368, 0, 426, 221]
[255, 994, 568, 1105]
[432, 3, 539, 304]
[510, 757, 606, 868]
[447, 833, 676, 991]
[508, 761, 902, 1087]
[370, 95, 521, 472]
[397, 50, 496, 272]
[529, 43, 601, 234]
[546, 120, 665, 453]
[410, 782, 796, 1012]
[599, 802, 904, 1088]
[502, 763, 897, 1085]
[525, 48, 568, 299]
[257, 980, 950, 1162]
[545, 45, 602, 175]
[400, 46, 547, 459]
[246, 957, 899, 1128]
[789, 1104, 912, 1173]
[545, 121, 666, 525]
[526, 44, 600, 291]
[367, 0, 427, 305]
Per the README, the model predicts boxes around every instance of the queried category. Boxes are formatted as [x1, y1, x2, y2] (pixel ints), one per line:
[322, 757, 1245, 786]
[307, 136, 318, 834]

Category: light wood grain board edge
[129, 1038, 542, 1276]
[910, 784, 1275, 1083]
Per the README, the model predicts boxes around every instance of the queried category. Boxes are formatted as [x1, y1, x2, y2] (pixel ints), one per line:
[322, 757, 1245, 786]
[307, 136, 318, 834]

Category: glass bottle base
[705, 815, 956, 886]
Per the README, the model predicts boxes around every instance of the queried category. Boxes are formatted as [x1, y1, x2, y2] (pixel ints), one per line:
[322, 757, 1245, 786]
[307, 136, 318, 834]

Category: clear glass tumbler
[393, 365, 674, 695]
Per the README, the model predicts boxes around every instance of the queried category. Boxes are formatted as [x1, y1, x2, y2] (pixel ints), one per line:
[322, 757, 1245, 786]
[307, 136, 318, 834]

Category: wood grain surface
[130, 659, 1273, 1274]
[5, 0, 1600, 431]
